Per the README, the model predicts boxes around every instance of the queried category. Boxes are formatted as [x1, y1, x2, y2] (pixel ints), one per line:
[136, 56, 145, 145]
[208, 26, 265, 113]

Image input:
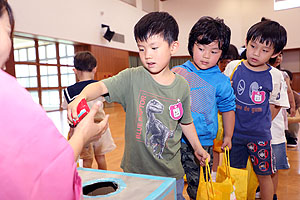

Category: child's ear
[170, 41, 179, 55]
[92, 67, 97, 73]
[73, 68, 77, 74]
[271, 52, 281, 59]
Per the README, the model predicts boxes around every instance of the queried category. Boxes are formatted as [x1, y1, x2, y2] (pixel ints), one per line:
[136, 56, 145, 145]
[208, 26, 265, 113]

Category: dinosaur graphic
[145, 99, 175, 159]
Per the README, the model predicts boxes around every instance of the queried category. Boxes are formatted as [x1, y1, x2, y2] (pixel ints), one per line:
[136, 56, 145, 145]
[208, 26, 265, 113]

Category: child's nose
[253, 49, 260, 56]
[203, 51, 210, 58]
[145, 50, 152, 59]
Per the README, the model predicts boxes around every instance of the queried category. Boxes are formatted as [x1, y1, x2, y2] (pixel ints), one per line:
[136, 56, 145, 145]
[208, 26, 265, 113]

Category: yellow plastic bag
[216, 147, 248, 200]
[246, 159, 259, 200]
[213, 112, 224, 153]
[197, 159, 234, 200]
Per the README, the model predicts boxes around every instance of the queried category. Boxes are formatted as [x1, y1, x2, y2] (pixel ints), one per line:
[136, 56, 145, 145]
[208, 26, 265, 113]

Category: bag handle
[205, 159, 215, 199]
[223, 146, 231, 177]
[230, 59, 244, 81]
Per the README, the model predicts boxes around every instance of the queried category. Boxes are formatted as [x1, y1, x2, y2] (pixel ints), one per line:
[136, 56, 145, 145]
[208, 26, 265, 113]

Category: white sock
[211, 171, 217, 182]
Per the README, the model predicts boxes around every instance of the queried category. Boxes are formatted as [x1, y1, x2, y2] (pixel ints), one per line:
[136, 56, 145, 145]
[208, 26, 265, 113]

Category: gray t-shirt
[102, 66, 192, 179]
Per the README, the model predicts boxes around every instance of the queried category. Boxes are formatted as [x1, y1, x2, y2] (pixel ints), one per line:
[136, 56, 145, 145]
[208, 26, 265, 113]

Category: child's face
[273, 53, 283, 68]
[192, 40, 222, 70]
[218, 59, 232, 72]
[0, 10, 12, 70]
[246, 39, 277, 68]
[137, 34, 178, 74]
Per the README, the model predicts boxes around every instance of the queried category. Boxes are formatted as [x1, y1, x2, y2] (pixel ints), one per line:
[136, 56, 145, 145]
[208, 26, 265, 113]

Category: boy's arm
[221, 110, 235, 150]
[285, 77, 296, 117]
[67, 81, 108, 122]
[180, 123, 210, 166]
[270, 104, 281, 120]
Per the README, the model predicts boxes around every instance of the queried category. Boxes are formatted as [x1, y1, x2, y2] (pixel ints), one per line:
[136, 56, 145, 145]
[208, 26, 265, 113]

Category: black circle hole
[83, 181, 118, 196]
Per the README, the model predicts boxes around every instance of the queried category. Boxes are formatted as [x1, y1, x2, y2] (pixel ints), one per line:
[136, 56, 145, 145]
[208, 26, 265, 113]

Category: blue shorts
[230, 137, 275, 175]
[272, 142, 290, 170]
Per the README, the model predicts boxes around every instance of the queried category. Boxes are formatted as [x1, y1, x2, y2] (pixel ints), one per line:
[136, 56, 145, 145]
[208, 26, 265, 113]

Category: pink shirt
[0, 70, 82, 200]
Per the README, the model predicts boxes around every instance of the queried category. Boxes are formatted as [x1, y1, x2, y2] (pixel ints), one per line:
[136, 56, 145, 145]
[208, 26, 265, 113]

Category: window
[120, 0, 136, 7]
[274, 0, 300, 10]
[13, 36, 76, 111]
[15, 64, 38, 88]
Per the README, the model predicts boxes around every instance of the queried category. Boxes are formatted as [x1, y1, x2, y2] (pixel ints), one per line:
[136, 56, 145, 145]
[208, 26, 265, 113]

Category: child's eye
[138, 48, 145, 52]
[152, 47, 158, 50]
[212, 51, 218, 54]
[198, 47, 203, 51]
[250, 45, 255, 48]
[262, 49, 269, 53]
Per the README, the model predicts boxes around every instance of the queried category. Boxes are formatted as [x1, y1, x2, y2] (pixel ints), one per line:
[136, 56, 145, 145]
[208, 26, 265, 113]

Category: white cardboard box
[78, 168, 176, 199]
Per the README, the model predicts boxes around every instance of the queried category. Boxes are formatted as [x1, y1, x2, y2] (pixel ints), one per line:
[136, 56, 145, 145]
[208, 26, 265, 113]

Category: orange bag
[213, 112, 224, 153]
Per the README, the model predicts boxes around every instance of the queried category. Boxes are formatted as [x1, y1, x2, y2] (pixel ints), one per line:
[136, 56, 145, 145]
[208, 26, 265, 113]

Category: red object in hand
[72, 99, 90, 127]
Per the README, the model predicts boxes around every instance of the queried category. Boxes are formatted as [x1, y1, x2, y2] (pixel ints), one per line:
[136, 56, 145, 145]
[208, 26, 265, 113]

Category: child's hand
[221, 136, 232, 151]
[194, 148, 210, 166]
[74, 101, 109, 145]
[290, 107, 296, 117]
[67, 96, 85, 124]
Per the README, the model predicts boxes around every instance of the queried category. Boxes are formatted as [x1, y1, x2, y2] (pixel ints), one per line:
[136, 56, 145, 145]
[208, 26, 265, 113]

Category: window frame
[13, 36, 76, 111]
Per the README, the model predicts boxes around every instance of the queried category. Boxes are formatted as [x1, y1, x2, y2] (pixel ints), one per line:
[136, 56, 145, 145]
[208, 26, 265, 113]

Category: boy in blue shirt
[172, 16, 236, 200]
[224, 19, 288, 200]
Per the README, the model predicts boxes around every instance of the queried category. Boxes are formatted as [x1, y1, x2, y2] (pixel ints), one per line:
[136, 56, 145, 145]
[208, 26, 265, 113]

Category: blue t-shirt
[225, 60, 285, 141]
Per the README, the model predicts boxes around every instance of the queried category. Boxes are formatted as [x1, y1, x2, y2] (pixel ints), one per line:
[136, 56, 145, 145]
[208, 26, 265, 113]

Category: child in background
[63, 51, 116, 170]
[269, 52, 296, 117]
[283, 70, 300, 146]
[269, 53, 290, 200]
[0, 1, 109, 199]
[224, 19, 288, 200]
[172, 16, 236, 200]
[67, 12, 210, 200]
[218, 44, 240, 72]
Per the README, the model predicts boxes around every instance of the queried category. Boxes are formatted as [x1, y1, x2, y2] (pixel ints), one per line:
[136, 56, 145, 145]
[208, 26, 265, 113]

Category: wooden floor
[48, 103, 300, 200]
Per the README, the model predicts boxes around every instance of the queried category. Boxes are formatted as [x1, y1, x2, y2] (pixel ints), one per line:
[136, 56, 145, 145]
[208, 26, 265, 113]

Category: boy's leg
[181, 143, 213, 200]
[80, 143, 94, 168]
[212, 150, 219, 171]
[93, 129, 116, 170]
[83, 159, 93, 168]
[68, 127, 94, 168]
[271, 142, 290, 197]
[271, 172, 278, 195]
[176, 178, 185, 200]
[257, 175, 273, 200]
[249, 140, 276, 200]
[211, 151, 219, 181]
[95, 154, 107, 170]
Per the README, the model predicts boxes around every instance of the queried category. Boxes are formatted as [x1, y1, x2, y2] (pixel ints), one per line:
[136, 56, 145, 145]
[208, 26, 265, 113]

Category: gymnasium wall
[9, 0, 300, 77]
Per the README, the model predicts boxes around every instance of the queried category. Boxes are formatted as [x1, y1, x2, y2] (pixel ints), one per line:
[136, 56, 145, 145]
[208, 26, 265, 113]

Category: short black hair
[74, 51, 97, 72]
[0, 0, 15, 36]
[222, 44, 240, 60]
[246, 20, 287, 54]
[188, 16, 231, 58]
[134, 12, 179, 45]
